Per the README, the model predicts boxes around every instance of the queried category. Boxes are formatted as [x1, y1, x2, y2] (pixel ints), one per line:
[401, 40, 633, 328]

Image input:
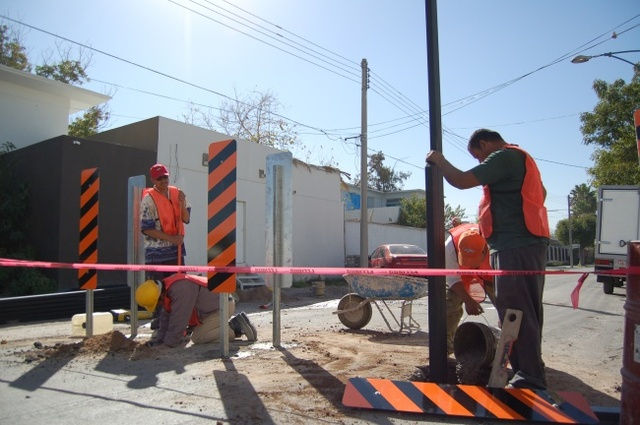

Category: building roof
[0, 64, 110, 112]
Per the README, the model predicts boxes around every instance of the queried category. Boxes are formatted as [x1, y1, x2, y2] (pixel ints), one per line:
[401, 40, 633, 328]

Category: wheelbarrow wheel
[337, 293, 372, 329]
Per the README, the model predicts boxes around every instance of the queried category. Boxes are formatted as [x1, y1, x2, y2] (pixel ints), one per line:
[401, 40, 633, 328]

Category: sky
[2, 0, 639, 233]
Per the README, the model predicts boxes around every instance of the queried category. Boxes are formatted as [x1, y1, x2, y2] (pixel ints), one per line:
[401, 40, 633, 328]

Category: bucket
[71, 312, 114, 337]
[453, 321, 501, 367]
[312, 281, 325, 297]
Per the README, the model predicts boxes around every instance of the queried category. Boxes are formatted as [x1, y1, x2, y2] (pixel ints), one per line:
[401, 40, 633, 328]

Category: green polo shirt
[470, 148, 548, 252]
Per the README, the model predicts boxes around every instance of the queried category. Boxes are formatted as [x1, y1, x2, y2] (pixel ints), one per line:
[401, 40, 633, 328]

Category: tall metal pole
[359, 59, 369, 267]
[425, 0, 447, 382]
[568, 195, 573, 267]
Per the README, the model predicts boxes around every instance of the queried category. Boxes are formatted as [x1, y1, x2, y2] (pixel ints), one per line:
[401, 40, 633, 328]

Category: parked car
[368, 244, 428, 268]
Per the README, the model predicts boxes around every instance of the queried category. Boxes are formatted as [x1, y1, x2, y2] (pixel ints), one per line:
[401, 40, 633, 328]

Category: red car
[368, 244, 428, 268]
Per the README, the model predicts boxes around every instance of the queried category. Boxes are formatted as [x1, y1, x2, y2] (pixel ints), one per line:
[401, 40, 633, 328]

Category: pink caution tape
[0, 256, 630, 277]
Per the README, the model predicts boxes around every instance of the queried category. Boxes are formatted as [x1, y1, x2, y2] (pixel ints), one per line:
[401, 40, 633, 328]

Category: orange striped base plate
[343, 378, 598, 424]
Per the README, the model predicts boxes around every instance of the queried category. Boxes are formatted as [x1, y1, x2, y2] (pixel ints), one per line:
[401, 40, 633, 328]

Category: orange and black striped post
[78, 167, 99, 290]
[207, 139, 237, 293]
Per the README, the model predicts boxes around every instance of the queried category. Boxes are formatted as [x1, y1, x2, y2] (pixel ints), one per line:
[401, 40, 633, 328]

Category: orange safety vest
[143, 186, 184, 236]
[477, 145, 550, 239]
[162, 273, 208, 327]
[449, 223, 491, 291]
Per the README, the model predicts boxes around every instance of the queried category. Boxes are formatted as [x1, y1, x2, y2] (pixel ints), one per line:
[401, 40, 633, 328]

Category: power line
[173, 0, 361, 83]
[171, 0, 430, 131]
[0, 14, 343, 137]
[444, 127, 591, 169]
[441, 14, 640, 115]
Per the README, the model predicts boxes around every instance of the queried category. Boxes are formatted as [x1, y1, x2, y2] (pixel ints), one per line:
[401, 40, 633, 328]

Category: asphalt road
[0, 267, 627, 424]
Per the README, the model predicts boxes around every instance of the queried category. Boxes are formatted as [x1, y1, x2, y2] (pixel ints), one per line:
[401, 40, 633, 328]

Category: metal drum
[622, 242, 640, 425]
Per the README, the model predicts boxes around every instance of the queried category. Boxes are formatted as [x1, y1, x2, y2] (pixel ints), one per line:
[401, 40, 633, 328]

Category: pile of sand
[22, 331, 152, 362]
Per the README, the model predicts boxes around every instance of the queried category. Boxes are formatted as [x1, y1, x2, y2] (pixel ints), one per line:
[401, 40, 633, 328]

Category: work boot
[228, 315, 243, 338]
[228, 312, 257, 342]
[240, 312, 257, 342]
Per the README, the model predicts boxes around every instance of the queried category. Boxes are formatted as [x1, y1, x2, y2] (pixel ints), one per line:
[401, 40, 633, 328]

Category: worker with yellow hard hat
[136, 273, 256, 347]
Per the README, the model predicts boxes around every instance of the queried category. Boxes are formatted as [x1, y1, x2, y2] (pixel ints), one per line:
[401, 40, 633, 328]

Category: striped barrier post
[208, 139, 237, 357]
[78, 167, 99, 337]
[78, 167, 99, 289]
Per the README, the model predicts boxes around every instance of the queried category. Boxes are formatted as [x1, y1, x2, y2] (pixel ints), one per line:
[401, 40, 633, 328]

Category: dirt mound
[21, 331, 152, 362]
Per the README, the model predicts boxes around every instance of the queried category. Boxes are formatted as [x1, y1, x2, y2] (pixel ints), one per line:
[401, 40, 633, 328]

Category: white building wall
[291, 161, 344, 267]
[0, 81, 70, 149]
[345, 206, 400, 224]
[344, 221, 427, 257]
[0, 64, 109, 149]
[156, 118, 344, 269]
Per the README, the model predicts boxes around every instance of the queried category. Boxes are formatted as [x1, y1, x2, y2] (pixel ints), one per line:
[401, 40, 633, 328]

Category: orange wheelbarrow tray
[333, 274, 429, 334]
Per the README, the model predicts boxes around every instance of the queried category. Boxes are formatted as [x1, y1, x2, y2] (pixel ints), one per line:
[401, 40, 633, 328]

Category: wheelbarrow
[334, 274, 428, 334]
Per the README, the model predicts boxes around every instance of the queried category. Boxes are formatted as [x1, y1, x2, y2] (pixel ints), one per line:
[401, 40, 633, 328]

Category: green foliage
[68, 105, 110, 137]
[397, 195, 426, 227]
[444, 204, 468, 230]
[0, 24, 30, 71]
[35, 59, 88, 84]
[570, 183, 597, 216]
[0, 143, 56, 296]
[397, 195, 467, 229]
[555, 214, 596, 248]
[353, 151, 411, 192]
[580, 69, 640, 186]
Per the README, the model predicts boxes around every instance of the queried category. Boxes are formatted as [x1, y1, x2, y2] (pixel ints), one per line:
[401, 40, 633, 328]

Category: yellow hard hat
[135, 280, 162, 312]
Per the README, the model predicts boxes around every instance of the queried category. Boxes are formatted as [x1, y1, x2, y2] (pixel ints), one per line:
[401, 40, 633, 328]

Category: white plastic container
[71, 312, 114, 337]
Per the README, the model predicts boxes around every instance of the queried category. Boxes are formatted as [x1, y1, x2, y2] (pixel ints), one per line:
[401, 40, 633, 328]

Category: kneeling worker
[136, 273, 257, 347]
[445, 223, 496, 354]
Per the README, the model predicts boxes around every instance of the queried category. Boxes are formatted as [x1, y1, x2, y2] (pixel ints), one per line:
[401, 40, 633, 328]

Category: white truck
[594, 185, 640, 294]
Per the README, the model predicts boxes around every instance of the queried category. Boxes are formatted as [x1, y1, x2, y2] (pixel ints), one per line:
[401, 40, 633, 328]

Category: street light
[571, 50, 640, 69]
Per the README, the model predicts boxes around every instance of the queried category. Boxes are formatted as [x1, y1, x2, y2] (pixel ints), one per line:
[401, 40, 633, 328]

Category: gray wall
[7, 136, 155, 290]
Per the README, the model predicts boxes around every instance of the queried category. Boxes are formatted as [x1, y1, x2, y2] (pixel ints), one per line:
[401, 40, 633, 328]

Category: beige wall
[156, 118, 345, 269]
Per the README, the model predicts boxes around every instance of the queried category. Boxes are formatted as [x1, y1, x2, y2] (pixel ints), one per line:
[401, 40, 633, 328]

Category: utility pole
[359, 58, 369, 267]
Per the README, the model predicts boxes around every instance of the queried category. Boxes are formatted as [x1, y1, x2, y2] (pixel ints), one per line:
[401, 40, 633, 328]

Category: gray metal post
[272, 165, 283, 347]
[85, 290, 94, 337]
[127, 175, 145, 337]
[425, 0, 447, 382]
[265, 152, 292, 348]
[359, 58, 369, 267]
[220, 294, 229, 357]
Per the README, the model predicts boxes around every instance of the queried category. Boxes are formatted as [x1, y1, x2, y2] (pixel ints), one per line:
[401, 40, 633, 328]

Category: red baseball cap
[150, 163, 169, 180]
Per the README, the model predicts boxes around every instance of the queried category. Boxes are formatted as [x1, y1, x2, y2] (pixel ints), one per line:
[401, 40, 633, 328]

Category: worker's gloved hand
[464, 300, 484, 315]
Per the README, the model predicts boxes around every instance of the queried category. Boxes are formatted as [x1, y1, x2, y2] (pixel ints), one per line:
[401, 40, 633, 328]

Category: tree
[580, 68, 640, 186]
[68, 105, 110, 137]
[36, 59, 88, 84]
[0, 24, 30, 71]
[397, 194, 467, 229]
[184, 89, 300, 151]
[555, 214, 596, 248]
[353, 151, 411, 192]
[554, 183, 597, 250]
[569, 183, 597, 216]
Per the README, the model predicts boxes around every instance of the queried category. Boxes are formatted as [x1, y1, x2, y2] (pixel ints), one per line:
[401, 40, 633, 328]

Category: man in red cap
[140, 163, 191, 281]
[445, 222, 495, 355]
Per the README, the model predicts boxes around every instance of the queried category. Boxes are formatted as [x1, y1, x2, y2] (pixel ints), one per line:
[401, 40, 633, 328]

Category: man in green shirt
[426, 129, 549, 390]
